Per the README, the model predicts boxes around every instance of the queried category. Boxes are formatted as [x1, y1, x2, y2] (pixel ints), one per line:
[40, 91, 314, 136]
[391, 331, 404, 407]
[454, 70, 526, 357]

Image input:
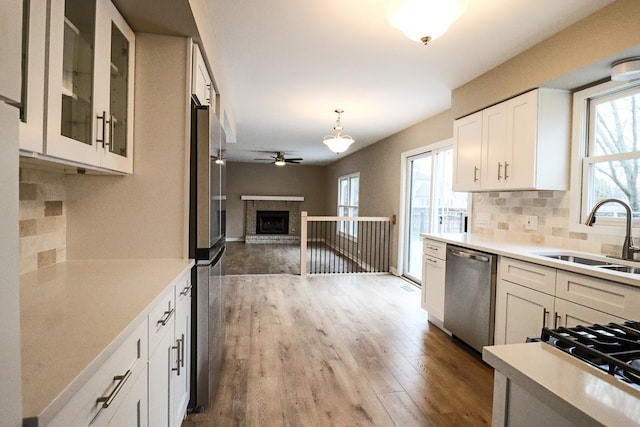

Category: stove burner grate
[541, 321, 640, 387]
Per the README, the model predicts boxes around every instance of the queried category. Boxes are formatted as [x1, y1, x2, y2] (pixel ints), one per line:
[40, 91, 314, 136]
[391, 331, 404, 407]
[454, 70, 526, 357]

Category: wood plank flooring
[225, 242, 300, 275]
[182, 273, 494, 426]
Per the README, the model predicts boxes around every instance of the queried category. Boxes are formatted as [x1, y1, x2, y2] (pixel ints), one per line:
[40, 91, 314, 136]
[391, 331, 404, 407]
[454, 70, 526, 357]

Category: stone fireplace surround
[242, 195, 303, 243]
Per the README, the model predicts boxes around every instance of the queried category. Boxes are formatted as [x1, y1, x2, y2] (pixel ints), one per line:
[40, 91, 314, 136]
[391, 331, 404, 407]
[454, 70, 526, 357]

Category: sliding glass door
[404, 147, 468, 283]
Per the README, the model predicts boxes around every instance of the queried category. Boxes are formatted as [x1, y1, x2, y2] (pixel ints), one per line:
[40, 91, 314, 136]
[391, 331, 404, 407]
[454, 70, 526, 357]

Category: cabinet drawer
[48, 319, 148, 427]
[423, 239, 447, 260]
[149, 285, 176, 356]
[555, 271, 639, 320]
[499, 257, 556, 295]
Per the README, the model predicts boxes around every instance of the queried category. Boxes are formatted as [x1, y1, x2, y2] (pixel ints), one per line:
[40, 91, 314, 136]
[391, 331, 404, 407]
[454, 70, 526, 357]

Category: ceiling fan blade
[285, 160, 301, 164]
[286, 158, 303, 161]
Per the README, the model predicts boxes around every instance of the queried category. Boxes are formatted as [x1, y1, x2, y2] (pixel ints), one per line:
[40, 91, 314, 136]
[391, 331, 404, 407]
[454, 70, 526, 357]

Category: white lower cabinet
[45, 268, 192, 427]
[495, 279, 554, 345]
[48, 320, 148, 427]
[495, 257, 631, 345]
[421, 239, 447, 329]
[100, 368, 148, 427]
[148, 270, 192, 427]
[174, 278, 192, 425]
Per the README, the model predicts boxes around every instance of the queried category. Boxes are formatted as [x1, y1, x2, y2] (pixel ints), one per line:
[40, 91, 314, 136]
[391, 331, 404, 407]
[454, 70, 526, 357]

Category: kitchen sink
[534, 252, 640, 274]
[539, 254, 611, 266]
[598, 265, 640, 274]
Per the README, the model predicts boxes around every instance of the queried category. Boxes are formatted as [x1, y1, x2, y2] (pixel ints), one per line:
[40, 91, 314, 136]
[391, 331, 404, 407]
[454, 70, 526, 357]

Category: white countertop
[20, 258, 194, 424]
[420, 232, 640, 288]
[484, 342, 640, 426]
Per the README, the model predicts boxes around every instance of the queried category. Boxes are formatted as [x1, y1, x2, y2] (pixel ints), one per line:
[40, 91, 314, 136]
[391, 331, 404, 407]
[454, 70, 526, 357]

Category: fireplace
[256, 210, 289, 235]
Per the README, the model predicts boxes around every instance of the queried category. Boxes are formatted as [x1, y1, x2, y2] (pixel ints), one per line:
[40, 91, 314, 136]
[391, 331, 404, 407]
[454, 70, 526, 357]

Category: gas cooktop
[540, 321, 640, 389]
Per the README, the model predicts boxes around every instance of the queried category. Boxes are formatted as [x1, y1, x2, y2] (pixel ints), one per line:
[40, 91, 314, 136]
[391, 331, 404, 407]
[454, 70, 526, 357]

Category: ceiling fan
[253, 151, 303, 166]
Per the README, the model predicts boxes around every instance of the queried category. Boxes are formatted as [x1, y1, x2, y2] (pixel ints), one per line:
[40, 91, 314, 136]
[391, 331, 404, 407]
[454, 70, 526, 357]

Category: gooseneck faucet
[585, 198, 640, 261]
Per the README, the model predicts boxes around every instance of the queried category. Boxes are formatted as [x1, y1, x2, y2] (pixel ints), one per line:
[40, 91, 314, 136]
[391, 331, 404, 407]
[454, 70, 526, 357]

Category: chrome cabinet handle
[172, 336, 184, 376]
[425, 257, 439, 265]
[473, 166, 479, 182]
[96, 369, 132, 408]
[179, 284, 192, 296]
[426, 245, 439, 252]
[96, 111, 110, 148]
[497, 162, 502, 180]
[554, 312, 561, 328]
[157, 308, 174, 326]
[542, 308, 548, 327]
[504, 161, 509, 180]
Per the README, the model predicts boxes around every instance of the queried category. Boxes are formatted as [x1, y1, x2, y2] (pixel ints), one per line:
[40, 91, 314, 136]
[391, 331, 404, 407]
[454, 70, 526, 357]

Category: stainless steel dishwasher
[443, 245, 497, 353]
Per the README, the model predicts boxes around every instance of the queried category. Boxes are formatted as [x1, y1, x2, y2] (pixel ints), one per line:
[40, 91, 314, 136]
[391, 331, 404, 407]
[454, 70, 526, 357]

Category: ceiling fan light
[611, 57, 640, 81]
[274, 159, 286, 166]
[387, 0, 467, 44]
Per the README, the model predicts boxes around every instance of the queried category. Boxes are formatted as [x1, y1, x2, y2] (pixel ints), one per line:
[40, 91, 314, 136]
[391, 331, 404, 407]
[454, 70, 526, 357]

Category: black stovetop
[540, 321, 640, 388]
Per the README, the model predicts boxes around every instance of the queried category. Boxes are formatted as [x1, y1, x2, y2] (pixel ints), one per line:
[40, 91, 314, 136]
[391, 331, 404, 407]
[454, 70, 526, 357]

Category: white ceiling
[206, 0, 615, 165]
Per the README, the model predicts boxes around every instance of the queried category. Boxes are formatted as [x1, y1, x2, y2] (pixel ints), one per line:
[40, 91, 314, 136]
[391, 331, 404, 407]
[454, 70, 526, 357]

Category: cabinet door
[94, 0, 135, 173]
[554, 298, 626, 328]
[505, 90, 537, 189]
[46, 0, 101, 166]
[453, 111, 482, 191]
[173, 280, 192, 425]
[94, 369, 148, 427]
[422, 255, 446, 322]
[481, 102, 507, 190]
[494, 280, 554, 345]
[19, 0, 47, 153]
[149, 323, 176, 427]
[193, 44, 213, 108]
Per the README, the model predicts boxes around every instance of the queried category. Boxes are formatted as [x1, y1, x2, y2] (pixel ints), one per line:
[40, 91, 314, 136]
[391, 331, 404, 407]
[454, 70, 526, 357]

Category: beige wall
[452, 0, 640, 118]
[226, 162, 327, 239]
[66, 34, 192, 260]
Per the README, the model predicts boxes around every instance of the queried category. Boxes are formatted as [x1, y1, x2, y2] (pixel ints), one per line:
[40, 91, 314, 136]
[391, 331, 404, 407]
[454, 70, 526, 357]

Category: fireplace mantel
[241, 195, 304, 202]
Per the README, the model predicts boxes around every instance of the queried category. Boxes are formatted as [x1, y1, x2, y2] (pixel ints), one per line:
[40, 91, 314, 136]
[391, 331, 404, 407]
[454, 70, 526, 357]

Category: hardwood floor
[183, 273, 494, 426]
[225, 242, 300, 275]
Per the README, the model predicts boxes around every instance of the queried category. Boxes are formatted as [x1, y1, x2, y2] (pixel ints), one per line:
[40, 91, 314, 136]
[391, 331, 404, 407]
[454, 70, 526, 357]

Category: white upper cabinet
[43, 0, 135, 173]
[452, 111, 482, 191]
[453, 88, 570, 192]
[192, 44, 214, 108]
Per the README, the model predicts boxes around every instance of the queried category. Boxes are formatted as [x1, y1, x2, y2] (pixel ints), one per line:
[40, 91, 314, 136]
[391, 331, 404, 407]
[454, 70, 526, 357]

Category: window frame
[569, 79, 640, 234]
[337, 172, 359, 238]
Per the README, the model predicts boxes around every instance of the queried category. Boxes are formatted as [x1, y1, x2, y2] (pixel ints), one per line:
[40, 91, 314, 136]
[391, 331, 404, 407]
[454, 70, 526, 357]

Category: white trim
[569, 80, 640, 238]
[241, 195, 304, 201]
[398, 139, 461, 279]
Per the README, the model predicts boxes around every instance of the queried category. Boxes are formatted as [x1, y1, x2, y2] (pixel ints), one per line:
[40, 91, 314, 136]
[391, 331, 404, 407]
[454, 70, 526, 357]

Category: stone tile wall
[245, 199, 301, 243]
[19, 167, 66, 274]
[471, 190, 630, 256]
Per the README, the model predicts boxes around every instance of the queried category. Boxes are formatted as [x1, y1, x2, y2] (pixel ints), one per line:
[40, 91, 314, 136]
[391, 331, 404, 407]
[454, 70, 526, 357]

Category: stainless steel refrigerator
[188, 96, 226, 412]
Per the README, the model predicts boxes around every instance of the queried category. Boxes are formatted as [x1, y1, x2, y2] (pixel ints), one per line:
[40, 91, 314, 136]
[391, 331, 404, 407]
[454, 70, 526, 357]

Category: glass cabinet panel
[109, 23, 129, 157]
[61, 0, 95, 144]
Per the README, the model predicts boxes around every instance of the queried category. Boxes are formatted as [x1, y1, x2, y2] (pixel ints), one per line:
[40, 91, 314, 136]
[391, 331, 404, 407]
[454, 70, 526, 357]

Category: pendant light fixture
[323, 109, 355, 154]
[387, 0, 468, 45]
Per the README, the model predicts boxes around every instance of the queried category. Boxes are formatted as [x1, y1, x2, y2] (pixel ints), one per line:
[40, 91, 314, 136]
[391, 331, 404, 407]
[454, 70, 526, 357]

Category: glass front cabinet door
[46, 0, 135, 173]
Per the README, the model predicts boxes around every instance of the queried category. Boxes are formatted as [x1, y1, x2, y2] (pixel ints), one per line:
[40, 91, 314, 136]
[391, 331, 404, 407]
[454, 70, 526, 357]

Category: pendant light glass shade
[387, 0, 468, 44]
[323, 109, 355, 154]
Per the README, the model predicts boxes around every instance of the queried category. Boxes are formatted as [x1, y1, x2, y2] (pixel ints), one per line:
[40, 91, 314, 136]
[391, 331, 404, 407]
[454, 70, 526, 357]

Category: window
[338, 172, 359, 237]
[573, 81, 640, 227]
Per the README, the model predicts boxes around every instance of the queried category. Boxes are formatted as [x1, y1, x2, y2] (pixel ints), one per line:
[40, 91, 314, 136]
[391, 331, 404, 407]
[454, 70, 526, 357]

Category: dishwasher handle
[448, 248, 491, 263]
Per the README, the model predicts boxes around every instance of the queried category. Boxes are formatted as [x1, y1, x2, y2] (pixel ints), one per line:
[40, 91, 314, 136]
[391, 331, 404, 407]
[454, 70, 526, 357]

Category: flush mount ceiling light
[323, 109, 355, 154]
[387, 0, 468, 45]
[611, 57, 640, 81]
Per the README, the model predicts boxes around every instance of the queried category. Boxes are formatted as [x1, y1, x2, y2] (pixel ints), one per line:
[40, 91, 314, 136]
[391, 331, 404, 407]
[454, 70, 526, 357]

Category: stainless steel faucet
[585, 198, 640, 261]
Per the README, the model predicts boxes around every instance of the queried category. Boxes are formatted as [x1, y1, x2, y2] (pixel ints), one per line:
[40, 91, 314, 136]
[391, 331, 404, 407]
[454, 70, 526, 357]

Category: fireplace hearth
[256, 211, 289, 235]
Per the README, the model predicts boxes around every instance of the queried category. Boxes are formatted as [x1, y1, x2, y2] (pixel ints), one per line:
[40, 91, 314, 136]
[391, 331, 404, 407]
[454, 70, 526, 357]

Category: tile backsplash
[471, 190, 629, 256]
[19, 167, 66, 274]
